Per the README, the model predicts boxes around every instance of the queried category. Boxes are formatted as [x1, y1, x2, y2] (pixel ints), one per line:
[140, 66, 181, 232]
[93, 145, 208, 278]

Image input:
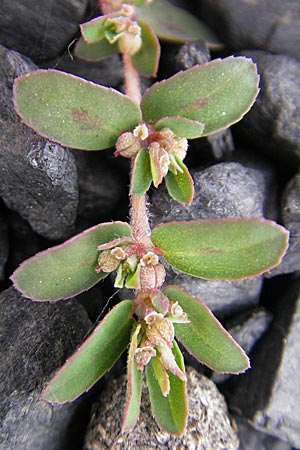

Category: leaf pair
[11, 218, 289, 301]
[40, 284, 250, 435]
[13, 57, 260, 198]
[75, 0, 222, 76]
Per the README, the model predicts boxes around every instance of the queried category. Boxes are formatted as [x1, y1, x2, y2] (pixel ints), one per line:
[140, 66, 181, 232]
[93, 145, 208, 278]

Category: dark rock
[84, 367, 239, 450]
[235, 416, 293, 450]
[73, 151, 128, 230]
[44, 53, 123, 89]
[151, 161, 277, 317]
[235, 51, 300, 166]
[224, 278, 300, 448]
[0, 0, 88, 63]
[212, 308, 273, 383]
[195, 0, 300, 61]
[0, 210, 9, 281]
[0, 46, 78, 240]
[0, 286, 92, 450]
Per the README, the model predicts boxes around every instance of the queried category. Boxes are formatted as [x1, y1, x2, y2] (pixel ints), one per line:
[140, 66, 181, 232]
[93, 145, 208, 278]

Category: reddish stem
[122, 53, 151, 244]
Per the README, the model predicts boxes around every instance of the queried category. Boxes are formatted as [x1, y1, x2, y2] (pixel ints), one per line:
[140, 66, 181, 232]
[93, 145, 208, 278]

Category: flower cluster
[115, 123, 188, 187]
[96, 237, 165, 291]
[134, 292, 189, 396]
[101, 3, 142, 55]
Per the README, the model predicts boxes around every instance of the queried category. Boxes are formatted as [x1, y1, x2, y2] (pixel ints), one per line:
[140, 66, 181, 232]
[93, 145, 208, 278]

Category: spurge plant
[10, 0, 289, 436]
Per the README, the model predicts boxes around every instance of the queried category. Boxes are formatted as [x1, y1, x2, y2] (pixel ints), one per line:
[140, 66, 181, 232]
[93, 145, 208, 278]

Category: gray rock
[268, 172, 300, 276]
[151, 161, 275, 317]
[0, 46, 78, 240]
[236, 416, 293, 450]
[236, 51, 300, 165]
[225, 278, 300, 448]
[0, 286, 92, 450]
[282, 173, 300, 236]
[84, 367, 239, 450]
[196, 0, 300, 61]
[0, 0, 88, 62]
[212, 308, 273, 383]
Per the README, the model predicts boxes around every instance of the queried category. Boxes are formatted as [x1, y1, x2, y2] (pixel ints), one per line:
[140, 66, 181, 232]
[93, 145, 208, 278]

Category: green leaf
[122, 324, 143, 432]
[74, 36, 119, 61]
[80, 16, 107, 43]
[151, 218, 289, 280]
[11, 222, 131, 301]
[165, 160, 194, 205]
[141, 57, 259, 137]
[146, 340, 187, 435]
[164, 286, 250, 373]
[131, 20, 160, 77]
[154, 116, 204, 139]
[136, 0, 222, 47]
[131, 148, 152, 195]
[13, 70, 142, 150]
[42, 300, 135, 403]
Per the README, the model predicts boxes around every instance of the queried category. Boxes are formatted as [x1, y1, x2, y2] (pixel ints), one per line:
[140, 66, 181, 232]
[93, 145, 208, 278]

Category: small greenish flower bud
[115, 131, 140, 158]
[96, 249, 120, 273]
[151, 291, 169, 315]
[118, 23, 142, 56]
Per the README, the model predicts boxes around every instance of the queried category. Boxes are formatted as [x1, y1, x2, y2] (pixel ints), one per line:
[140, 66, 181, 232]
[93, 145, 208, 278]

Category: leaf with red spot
[13, 70, 142, 150]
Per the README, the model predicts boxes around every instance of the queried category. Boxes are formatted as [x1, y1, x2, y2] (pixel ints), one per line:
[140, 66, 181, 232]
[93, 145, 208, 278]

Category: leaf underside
[11, 221, 131, 301]
[146, 340, 187, 435]
[13, 70, 141, 150]
[131, 148, 152, 195]
[43, 300, 135, 403]
[164, 286, 250, 373]
[141, 56, 259, 137]
[151, 218, 289, 280]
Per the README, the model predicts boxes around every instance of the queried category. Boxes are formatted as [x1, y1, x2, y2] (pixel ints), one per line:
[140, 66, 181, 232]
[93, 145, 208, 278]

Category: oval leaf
[141, 57, 259, 137]
[13, 70, 142, 150]
[151, 218, 289, 280]
[122, 324, 143, 432]
[11, 222, 131, 301]
[165, 160, 194, 205]
[154, 116, 204, 139]
[146, 340, 187, 435]
[136, 0, 222, 47]
[131, 20, 160, 77]
[164, 286, 250, 373]
[42, 300, 135, 403]
[131, 148, 152, 195]
[74, 36, 119, 61]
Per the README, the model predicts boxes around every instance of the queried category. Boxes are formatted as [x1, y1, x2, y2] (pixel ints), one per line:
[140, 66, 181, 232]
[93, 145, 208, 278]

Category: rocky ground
[1, 1, 300, 449]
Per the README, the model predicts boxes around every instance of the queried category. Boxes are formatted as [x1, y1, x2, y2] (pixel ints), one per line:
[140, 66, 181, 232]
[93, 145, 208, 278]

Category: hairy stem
[123, 53, 151, 243]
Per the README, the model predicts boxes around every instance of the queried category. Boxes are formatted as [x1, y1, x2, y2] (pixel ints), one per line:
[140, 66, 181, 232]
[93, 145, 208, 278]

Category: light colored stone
[84, 367, 239, 450]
